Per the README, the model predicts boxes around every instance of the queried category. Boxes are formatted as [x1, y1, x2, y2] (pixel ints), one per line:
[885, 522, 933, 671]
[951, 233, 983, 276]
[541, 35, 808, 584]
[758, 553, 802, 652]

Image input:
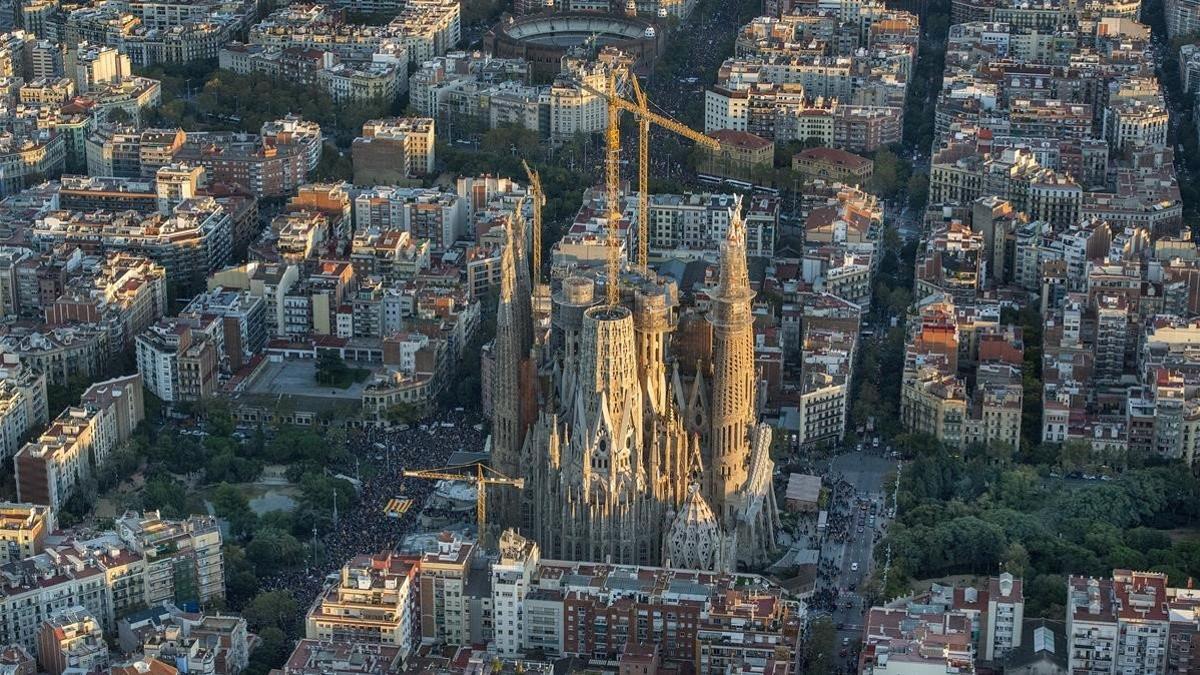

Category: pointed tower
[707, 196, 756, 525]
[664, 483, 729, 572]
[511, 202, 534, 358]
[490, 229, 524, 531]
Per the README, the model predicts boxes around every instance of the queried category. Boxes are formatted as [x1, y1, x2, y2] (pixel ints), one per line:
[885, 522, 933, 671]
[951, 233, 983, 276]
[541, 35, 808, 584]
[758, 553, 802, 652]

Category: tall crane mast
[522, 159, 545, 286]
[575, 68, 722, 272]
[402, 463, 525, 545]
[604, 66, 623, 307]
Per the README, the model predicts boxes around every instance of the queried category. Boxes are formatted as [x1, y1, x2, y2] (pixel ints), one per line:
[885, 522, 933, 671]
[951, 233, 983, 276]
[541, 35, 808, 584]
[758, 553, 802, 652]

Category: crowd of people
[258, 409, 489, 612]
[822, 474, 868, 544]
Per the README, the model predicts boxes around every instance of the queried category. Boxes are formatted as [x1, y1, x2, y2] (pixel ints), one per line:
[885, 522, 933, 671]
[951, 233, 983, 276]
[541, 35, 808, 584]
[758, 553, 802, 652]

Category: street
[789, 449, 897, 670]
[827, 452, 896, 631]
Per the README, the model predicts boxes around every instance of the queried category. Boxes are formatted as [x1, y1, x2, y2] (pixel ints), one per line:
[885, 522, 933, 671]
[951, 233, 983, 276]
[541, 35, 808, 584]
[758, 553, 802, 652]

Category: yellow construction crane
[521, 159, 545, 286]
[604, 66, 623, 307]
[402, 463, 524, 543]
[577, 68, 722, 272]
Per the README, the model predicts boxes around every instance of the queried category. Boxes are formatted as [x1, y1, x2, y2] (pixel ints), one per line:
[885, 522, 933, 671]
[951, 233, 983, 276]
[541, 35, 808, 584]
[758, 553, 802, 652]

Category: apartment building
[276, 640, 405, 674]
[705, 84, 903, 152]
[179, 288, 267, 372]
[546, 58, 610, 143]
[1067, 571, 1174, 674]
[14, 374, 144, 509]
[0, 127, 66, 198]
[30, 198, 233, 293]
[0, 536, 144, 654]
[492, 530, 538, 657]
[0, 521, 224, 658]
[36, 606, 109, 675]
[80, 374, 145, 448]
[66, 42, 131, 93]
[262, 210, 330, 265]
[44, 253, 168, 354]
[0, 354, 48, 460]
[221, 43, 406, 104]
[352, 186, 465, 251]
[982, 573, 1025, 662]
[794, 326, 855, 448]
[418, 532, 475, 647]
[116, 511, 225, 607]
[0, 327, 108, 387]
[647, 193, 778, 258]
[800, 247, 874, 313]
[0, 503, 52, 564]
[136, 318, 219, 403]
[414, 530, 804, 672]
[901, 295, 1021, 452]
[15, 405, 109, 510]
[915, 221, 987, 305]
[0, 645, 33, 675]
[260, 115, 324, 173]
[305, 552, 418, 662]
[1167, 0, 1200, 38]
[85, 126, 187, 179]
[207, 261, 300, 338]
[174, 132, 309, 199]
[353, 118, 436, 184]
[408, 51, 529, 118]
[350, 228, 430, 280]
[119, 605, 249, 674]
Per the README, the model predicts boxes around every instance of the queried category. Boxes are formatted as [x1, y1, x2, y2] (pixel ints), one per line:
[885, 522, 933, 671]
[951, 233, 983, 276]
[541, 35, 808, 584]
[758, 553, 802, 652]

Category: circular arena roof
[498, 13, 654, 48]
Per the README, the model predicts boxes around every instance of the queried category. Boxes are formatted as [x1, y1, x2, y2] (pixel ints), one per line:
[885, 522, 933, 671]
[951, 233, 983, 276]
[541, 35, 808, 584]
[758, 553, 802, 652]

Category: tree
[264, 426, 327, 465]
[105, 107, 134, 125]
[143, 475, 187, 516]
[803, 618, 837, 673]
[315, 350, 350, 386]
[481, 124, 544, 161]
[223, 544, 259, 607]
[907, 173, 929, 211]
[299, 473, 358, 513]
[869, 149, 904, 197]
[245, 528, 304, 576]
[312, 143, 352, 182]
[248, 626, 289, 674]
[1025, 574, 1067, 618]
[1059, 440, 1092, 473]
[1003, 542, 1031, 577]
[211, 483, 258, 539]
[242, 590, 298, 633]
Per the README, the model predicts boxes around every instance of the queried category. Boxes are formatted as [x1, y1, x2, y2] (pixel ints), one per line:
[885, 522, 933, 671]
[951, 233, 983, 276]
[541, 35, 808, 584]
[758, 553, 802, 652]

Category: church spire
[490, 224, 523, 531]
[717, 200, 752, 303]
[512, 198, 534, 356]
[707, 195, 757, 526]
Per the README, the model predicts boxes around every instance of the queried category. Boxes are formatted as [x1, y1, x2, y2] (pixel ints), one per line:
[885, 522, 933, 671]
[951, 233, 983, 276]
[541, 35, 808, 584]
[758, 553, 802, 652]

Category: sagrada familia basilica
[489, 196, 779, 572]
